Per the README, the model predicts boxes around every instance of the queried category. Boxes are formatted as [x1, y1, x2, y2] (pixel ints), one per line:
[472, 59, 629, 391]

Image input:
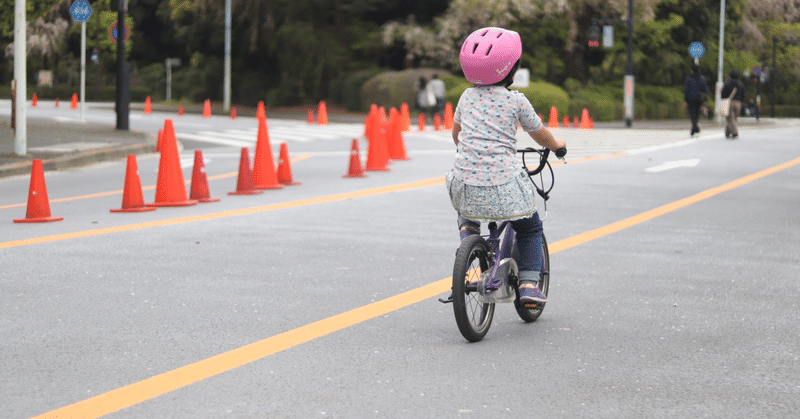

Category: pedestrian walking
[684, 63, 708, 136]
[428, 74, 446, 118]
[416, 77, 433, 117]
[721, 70, 746, 139]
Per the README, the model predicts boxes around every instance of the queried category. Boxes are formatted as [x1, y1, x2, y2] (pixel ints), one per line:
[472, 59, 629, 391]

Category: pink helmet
[459, 27, 522, 85]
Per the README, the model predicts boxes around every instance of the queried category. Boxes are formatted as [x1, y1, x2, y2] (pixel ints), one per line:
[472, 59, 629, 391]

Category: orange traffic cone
[387, 108, 409, 161]
[418, 113, 426, 131]
[230, 107, 237, 119]
[55, 98, 59, 108]
[229, 147, 264, 195]
[71, 93, 78, 109]
[155, 129, 163, 152]
[548, 106, 558, 129]
[400, 103, 411, 131]
[444, 102, 454, 130]
[13, 159, 64, 223]
[31, 93, 37, 107]
[343, 139, 367, 178]
[178, 104, 184, 116]
[203, 99, 211, 118]
[365, 111, 390, 172]
[144, 96, 152, 114]
[276, 143, 301, 186]
[307, 109, 314, 124]
[317, 101, 328, 125]
[148, 119, 198, 207]
[563, 115, 570, 128]
[433, 113, 442, 131]
[190, 150, 220, 202]
[252, 117, 283, 190]
[257, 101, 266, 121]
[573, 116, 580, 128]
[111, 155, 157, 213]
[580, 108, 591, 129]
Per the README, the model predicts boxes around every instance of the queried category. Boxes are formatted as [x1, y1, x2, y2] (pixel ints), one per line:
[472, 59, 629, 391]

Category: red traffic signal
[587, 25, 600, 48]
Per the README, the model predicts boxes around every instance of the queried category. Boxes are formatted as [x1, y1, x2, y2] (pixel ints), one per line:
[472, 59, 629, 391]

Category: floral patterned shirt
[452, 85, 543, 186]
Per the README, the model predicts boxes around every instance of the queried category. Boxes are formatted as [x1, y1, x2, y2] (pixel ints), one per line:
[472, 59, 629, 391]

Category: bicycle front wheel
[452, 235, 495, 342]
[515, 233, 550, 322]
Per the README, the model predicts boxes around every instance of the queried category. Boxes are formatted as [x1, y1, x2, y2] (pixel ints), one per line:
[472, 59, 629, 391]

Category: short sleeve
[517, 92, 543, 132]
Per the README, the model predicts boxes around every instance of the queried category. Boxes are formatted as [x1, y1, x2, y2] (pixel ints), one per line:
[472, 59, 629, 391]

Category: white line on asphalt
[645, 158, 700, 173]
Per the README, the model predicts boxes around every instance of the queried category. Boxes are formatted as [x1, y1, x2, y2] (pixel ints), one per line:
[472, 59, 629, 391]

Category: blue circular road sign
[70, 0, 92, 23]
[688, 42, 705, 58]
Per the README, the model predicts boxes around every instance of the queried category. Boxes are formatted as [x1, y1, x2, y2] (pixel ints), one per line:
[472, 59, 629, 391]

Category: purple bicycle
[443, 147, 566, 342]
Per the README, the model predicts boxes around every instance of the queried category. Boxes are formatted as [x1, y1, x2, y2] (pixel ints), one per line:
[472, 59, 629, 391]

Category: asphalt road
[1, 110, 799, 418]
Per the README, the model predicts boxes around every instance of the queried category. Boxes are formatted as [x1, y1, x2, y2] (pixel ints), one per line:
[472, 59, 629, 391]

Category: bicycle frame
[477, 221, 517, 304]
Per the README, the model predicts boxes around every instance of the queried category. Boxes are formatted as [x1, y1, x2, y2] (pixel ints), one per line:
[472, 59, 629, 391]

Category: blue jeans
[458, 213, 543, 282]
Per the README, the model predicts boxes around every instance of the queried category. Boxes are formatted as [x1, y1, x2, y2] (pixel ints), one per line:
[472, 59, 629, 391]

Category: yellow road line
[30, 155, 800, 419]
[2, 176, 444, 249]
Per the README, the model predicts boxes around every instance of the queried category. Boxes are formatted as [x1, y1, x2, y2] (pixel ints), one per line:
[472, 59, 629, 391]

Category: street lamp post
[715, 0, 726, 123]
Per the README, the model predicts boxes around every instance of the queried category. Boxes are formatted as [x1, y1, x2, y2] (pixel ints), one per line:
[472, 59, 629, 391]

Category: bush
[441, 79, 571, 120]
[329, 69, 384, 111]
[513, 82, 571, 118]
[360, 68, 453, 113]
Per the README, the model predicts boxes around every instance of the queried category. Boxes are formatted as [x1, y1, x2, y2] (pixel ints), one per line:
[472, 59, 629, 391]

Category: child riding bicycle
[446, 27, 566, 305]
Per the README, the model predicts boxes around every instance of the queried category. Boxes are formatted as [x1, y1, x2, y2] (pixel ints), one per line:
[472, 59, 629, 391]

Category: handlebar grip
[555, 147, 567, 158]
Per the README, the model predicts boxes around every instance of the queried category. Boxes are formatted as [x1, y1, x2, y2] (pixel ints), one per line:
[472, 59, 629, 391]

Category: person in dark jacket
[684, 63, 708, 136]
[721, 70, 746, 138]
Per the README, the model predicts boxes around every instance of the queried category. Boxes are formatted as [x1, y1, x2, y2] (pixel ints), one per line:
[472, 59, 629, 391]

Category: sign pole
[80, 21, 86, 121]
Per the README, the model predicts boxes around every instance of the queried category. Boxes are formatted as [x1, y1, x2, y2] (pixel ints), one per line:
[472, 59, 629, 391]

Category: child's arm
[528, 126, 565, 152]
[452, 123, 461, 146]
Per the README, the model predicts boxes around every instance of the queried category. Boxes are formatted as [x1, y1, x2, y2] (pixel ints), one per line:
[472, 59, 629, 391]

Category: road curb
[0, 142, 154, 179]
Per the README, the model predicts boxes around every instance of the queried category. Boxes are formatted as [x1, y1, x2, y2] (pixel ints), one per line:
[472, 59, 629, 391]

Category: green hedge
[360, 68, 453, 113]
[329, 69, 385, 111]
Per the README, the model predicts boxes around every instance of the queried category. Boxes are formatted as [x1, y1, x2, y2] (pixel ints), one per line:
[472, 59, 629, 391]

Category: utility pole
[714, 0, 726, 123]
[223, 0, 232, 112]
[624, 0, 634, 128]
[13, 0, 27, 155]
[114, 0, 130, 130]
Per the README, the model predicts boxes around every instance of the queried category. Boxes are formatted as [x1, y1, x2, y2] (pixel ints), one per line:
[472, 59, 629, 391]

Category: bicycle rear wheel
[514, 233, 550, 322]
[452, 235, 495, 342]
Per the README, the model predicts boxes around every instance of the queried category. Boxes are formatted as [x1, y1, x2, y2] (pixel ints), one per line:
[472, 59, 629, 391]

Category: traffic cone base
[13, 159, 64, 223]
[111, 155, 157, 213]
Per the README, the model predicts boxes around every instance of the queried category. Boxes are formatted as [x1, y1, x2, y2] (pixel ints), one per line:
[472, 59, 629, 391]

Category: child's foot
[518, 282, 547, 305]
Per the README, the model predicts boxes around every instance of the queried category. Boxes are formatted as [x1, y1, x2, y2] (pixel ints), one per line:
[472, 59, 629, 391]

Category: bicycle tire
[514, 233, 550, 322]
[452, 235, 495, 342]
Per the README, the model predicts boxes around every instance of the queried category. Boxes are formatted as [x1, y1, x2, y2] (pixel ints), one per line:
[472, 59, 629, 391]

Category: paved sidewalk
[0, 105, 785, 180]
[0, 118, 154, 178]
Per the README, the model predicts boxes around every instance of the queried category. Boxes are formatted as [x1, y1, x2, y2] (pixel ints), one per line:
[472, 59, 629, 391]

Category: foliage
[1, 0, 799, 114]
[360, 68, 453, 112]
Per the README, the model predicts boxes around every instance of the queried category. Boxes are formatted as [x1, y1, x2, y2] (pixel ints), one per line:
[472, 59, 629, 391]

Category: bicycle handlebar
[518, 147, 567, 176]
[517, 147, 566, 202]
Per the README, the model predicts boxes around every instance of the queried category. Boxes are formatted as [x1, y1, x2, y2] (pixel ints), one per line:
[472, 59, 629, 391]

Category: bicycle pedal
[439, 294, 453, 304]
